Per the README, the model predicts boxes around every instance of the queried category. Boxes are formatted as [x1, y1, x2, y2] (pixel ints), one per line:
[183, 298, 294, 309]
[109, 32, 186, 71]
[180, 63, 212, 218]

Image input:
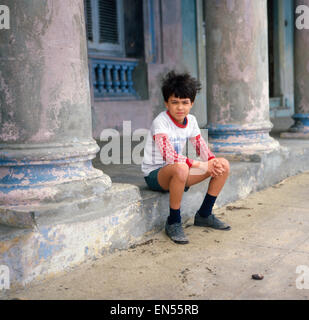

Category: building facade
[85, 0, 309, 149]
[1, 0, 309, 286]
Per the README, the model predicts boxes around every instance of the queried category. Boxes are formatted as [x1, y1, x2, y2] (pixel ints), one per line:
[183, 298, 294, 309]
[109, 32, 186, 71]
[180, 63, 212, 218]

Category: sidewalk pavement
[3, 171, 309, 300]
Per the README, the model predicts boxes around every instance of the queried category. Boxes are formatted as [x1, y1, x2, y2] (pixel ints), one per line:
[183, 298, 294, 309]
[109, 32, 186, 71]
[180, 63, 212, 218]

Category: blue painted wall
[181, 0, 198, 77]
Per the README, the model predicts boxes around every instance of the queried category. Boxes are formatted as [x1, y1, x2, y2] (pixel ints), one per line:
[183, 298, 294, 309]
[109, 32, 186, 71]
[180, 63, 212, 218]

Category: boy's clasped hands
[197, 158, 226, 178]
[209, 158, 226, 177]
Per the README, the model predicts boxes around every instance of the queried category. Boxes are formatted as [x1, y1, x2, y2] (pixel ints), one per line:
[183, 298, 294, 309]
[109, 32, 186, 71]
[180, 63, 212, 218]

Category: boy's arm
[153, 133, 194, 168]
[189, 134, 215, 162]
[154, 133, 223, 177]
[189, 134, 226, 177]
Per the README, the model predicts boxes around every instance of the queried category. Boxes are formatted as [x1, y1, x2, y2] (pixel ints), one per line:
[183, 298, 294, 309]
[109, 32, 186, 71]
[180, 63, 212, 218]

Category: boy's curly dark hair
[161, 70, 202, 103]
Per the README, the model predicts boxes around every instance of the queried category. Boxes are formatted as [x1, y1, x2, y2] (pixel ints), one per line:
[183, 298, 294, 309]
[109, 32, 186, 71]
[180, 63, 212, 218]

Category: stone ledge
[1, 138, 309, 289]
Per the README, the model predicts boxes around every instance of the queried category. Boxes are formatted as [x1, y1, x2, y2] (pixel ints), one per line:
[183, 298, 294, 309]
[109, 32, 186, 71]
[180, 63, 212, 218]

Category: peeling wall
[91, 0, 184, 138]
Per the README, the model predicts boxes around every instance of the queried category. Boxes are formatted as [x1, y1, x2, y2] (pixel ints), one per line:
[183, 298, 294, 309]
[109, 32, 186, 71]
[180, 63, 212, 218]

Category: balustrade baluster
[96, 64, 104, 93]
[112, 65, 121, 93]
[120, 65, 128, 93]
[104, 65, 113, 92]
[127, 66, 135, 94]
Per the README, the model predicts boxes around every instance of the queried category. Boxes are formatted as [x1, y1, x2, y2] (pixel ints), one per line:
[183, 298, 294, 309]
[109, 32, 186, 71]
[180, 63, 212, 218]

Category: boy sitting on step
[142, 71, 230, 244]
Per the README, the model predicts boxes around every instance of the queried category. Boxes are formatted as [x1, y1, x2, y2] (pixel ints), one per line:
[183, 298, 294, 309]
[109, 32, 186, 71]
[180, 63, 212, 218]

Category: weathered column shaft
[0, 0, 111, 227]
[281, 0, 309, 138]
[205, 0, 279, 157]
[0, 0, 93, 144]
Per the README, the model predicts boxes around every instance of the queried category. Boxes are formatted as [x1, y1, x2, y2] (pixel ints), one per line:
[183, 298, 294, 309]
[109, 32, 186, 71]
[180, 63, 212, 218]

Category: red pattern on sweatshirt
[153, 133, 215, 168]
[189, 134, 215, 161]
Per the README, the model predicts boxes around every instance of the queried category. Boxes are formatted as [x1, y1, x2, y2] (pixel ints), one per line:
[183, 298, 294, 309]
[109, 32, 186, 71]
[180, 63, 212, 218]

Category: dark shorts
[144, 167, 190, 193]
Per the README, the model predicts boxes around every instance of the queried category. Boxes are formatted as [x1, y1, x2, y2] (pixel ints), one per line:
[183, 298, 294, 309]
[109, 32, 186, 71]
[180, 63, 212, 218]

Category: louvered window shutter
[85, 0, 93, 42]
[85, 0, 125, 56]
[98, 0, 119, 44]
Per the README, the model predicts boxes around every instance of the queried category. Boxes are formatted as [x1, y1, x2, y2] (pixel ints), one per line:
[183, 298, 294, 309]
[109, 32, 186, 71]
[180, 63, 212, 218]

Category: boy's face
[164, 94, 193, 124]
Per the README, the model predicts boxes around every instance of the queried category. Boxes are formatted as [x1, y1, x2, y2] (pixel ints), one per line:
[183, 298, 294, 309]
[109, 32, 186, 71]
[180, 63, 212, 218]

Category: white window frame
[87, 0, 125, 57]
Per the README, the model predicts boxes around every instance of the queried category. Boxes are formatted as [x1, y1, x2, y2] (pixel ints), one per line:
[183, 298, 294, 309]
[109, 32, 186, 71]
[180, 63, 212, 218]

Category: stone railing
[89, 56, 139, 99]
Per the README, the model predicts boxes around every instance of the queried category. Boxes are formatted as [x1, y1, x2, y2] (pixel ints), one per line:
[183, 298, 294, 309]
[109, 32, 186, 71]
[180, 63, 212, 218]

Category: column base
[280, 114, 309, 139]
[0, 141, 112, 227]
[207, 123, 280, 162]
[0, 173, 112, 228]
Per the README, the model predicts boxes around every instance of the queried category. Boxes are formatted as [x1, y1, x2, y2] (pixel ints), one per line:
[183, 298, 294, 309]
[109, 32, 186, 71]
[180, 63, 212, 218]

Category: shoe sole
[172, 239, 189, 244]
[166, 233, 189, 244]
[165, 232, 189, 244]
[194, 221, 231, 230]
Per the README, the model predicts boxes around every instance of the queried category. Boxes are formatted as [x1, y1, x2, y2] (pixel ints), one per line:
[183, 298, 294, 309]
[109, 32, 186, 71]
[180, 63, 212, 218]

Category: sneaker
[194, 212, 231, 230]
[165, 220, 189, 244]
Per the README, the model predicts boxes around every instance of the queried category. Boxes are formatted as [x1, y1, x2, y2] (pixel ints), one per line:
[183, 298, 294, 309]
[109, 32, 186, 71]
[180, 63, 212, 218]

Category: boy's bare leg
[207, 165, 230, 196]
[157, 163, 189, 209]
[186, 158, 230, 229]
[157, 158, 229, 209]
[158, 163, 190, 244]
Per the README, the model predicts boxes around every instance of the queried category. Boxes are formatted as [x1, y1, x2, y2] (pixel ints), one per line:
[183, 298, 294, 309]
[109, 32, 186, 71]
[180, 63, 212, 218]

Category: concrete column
[0, 0, 111, 227]
[281, 0, 309, 138]
[205, 0, 279, 159]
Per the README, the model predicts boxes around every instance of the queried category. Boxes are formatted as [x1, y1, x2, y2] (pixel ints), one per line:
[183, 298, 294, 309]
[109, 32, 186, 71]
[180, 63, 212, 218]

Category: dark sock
[198, 193, 217, 217]
[168, 207, 181, 225]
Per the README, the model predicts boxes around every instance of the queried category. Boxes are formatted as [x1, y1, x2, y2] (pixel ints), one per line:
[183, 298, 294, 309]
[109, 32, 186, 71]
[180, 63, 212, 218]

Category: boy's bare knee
[173, 163, 189, 182]
[220, 158, 230, 174]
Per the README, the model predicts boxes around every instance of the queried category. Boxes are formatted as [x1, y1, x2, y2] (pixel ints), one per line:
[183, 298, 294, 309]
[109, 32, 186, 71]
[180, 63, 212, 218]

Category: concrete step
[1, 137, 309, 289]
